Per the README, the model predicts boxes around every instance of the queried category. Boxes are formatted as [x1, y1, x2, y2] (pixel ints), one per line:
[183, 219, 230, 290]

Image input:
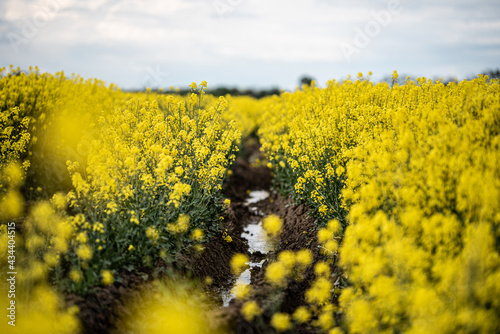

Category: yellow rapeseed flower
[76, 244, 92, 261]
[174, 166, 184, 175]
[263, 214, 283, 238]
[177, 214, 190, 233]
[295, 249, 313, 267]
[5, 162, 24, 186]
[76, 232, 87, 244]
[317, 228, 334, 244]
[232, 282, 250, 300]
[278, 250, 296, 269]
[223, 231, 233, 243]
[51, 192, 67, 210]
[190, 228, 204, 242]
[293, 306, 311, 324]
[306, 277, 332, 305]
[322, 239, 339, 256]
[230, 253, 249, 275]
[265, 261, 288, 286]
[69, 269, 82, 283]
[241, 301, 261, 322]
[327, 219, 342, 235]
[271, 312, 292, 332]
[101, 270, 114, 286]
[316, 309, 335, 331]
[315, 261, 331, 277]
[146, 226, 159, 241]
[44, 252, 59, 267]
[0, 190, 24, 220]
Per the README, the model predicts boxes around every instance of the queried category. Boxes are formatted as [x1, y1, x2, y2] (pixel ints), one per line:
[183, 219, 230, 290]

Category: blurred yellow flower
[271, 312, 292, 332]
[293, 306, 311, 324]
[232, 282, 250, 300]
[101, 270, 114, 286]
[76, 244, 92, 261]
[295, 249, 313, 267]
[265, 261, 288, 286]
[230, 253, 249, 275]
[263, 214, 283, 238]
[241, 301, 261, 322]
[69, 269, 82, 283]
[191, 228, 204, 242]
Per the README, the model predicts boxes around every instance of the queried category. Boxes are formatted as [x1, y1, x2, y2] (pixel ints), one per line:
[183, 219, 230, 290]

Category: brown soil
[213, 140, 335, 333]
[67, 138, 331, 333]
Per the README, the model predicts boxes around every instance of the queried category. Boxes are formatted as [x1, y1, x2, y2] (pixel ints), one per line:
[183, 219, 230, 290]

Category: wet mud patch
[228, 192, 324, 333]
[209, 141, 332, 333]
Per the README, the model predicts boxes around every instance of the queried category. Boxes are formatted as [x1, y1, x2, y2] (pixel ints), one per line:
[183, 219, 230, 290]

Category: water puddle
[221, 190, 272, 307]
[245, 190, 270, 205]
[242, 221, 273, 254]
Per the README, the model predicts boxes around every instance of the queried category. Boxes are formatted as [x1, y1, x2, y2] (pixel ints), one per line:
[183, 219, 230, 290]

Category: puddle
[245, 190, 269, 205]
[221, 259, 265, 307]
[242, 221, 272, 254]
[221, 190, 273, 307]
[248, 206, 265, 216]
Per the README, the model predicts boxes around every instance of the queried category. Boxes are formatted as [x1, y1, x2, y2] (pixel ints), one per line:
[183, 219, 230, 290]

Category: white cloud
[1, 0, 499, 88]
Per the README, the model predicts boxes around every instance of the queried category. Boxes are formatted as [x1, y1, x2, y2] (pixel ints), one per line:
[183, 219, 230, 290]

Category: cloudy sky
[1, 0, 499, 90]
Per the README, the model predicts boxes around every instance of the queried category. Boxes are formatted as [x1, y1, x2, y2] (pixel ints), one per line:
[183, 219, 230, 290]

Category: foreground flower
[262, 214, 283, 238]
[76, 244, 92, 261]
[231, 253, 249, 275]
[271, 312, 292, 332]
[101, 270, 114, 286]
[241, 301, 262, 322]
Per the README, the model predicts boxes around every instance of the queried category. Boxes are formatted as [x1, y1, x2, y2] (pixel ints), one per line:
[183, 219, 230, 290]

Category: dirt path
[204, 138, 326, 333]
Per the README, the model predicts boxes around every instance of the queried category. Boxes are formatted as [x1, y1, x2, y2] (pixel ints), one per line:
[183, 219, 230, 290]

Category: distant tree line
[482, 68, 500, 79]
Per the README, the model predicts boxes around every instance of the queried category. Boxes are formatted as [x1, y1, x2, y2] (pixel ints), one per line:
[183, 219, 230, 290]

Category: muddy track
[215, 140, 326, 333]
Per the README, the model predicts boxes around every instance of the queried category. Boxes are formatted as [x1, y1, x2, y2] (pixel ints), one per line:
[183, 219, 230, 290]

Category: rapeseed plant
[230, 253, 249, 275]
[241, 300, 262, 322]
[258, 72, 500, 332]
[270, 312, 292, 332]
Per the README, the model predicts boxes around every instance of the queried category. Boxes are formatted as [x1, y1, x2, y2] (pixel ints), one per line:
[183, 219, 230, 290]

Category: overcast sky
[1, 0, 499, 90]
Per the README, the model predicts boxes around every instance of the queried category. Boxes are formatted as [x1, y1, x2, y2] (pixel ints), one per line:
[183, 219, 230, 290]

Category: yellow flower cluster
[230, 253, 249, 275]
[262, 214, 283, 238]
[0, 163, 24, 220]
[60, 82, 240, 289]
[0, 107, 30, 172]
[222, 95, 269, 138]
[122, 279, 221, 334]
[317, 219, 342, 256]
[0, 169, 80, 331]
[232, 281, 251, 300]
[0, 284, 80, 334]
[2, 68, 244, 293]
[6, 64, 499, 332]
[0, 66, 127, 198]
[241, 300, 262, 322]
[270, 312, 292, 332]
[258, 79, 371, 219]
[258, 73, 500, 333]
[339, 75, 500, 333]
[264, 249, 313, 286]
